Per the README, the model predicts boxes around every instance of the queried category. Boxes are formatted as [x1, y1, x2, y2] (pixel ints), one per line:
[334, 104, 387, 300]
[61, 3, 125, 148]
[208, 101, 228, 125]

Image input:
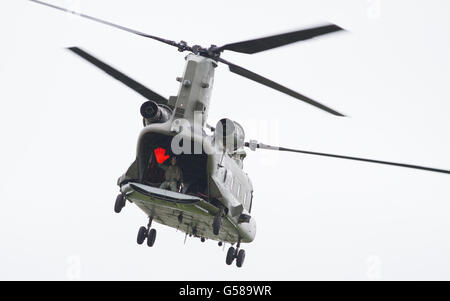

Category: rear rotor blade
[68, 47, 168, 104]
[29, 0, 182, 50]
[217, 24, 344, 54]
[219, 58, 345, 116]
[246, 142, 450, 175]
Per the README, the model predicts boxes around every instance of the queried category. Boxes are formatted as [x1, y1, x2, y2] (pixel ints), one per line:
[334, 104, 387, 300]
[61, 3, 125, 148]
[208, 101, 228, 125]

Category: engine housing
[140, 100, 172, 125]
[215, 118, 245, 152]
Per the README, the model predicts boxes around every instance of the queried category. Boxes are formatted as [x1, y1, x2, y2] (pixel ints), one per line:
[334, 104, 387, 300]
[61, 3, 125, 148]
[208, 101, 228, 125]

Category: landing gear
[114, 193, 126, 213]
[137, 226, 147, 245]
[226, 247, 235, 265]
[136, 217, 157, 247]
[225, 239, 246, 268]
[147, 229, 157, 247]
[236, 249, 246, 268]
[213, 215, 222, 235]
[201, 237, 206, 243]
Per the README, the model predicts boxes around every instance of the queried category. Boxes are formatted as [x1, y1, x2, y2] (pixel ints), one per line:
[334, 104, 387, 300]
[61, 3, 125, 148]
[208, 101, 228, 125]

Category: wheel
[226, 247, 235, 265]
[114, 194, 125, 213]
[236, 249, 246, 268]
[147, 228, 157, 247]
[137, 226, 147, 245]
[201, 237, 205, 243]
[218, 241, 223, 247]
[213, 216, 221, 236]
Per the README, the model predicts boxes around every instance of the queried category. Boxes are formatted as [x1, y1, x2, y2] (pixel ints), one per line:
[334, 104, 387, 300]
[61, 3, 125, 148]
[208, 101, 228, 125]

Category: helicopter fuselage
[118, 54, 256, 244]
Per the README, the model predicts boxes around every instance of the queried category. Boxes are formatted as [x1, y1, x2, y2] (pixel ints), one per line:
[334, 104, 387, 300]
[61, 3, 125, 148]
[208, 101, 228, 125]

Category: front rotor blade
[68, 47, 168, 104]
[246, 142, 450, 175]
[218, 24, 344, 54]
[29, 0, 181, 49]
[219, 58, 345, 116]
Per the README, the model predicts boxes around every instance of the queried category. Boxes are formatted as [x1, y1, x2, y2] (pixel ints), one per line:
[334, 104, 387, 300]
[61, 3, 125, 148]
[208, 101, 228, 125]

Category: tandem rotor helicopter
[31, 0, 450, 268]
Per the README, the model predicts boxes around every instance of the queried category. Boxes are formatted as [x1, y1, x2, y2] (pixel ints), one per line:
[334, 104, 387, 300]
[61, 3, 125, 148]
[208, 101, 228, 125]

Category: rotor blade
[68, 47, 168, 104]
[29, 0, 181, 49]
[219, 58, 345, 116]
[245, 142, 450, 175]
[217, 24, 344, 54]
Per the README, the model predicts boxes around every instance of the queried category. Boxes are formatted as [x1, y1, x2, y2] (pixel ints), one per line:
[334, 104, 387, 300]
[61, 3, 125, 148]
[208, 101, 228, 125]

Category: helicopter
[30, 0, 450, 268]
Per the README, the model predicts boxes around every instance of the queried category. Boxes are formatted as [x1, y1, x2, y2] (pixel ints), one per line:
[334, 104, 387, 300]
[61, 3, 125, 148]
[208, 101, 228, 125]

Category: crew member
[158, 156, 183, 192]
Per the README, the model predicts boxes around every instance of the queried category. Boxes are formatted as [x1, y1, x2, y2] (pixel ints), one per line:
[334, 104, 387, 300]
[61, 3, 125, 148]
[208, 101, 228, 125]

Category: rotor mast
[172, 54, 217, 128]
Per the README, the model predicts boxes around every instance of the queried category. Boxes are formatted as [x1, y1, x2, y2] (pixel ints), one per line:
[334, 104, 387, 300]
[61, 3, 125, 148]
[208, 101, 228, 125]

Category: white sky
[0, 0, 449, 280]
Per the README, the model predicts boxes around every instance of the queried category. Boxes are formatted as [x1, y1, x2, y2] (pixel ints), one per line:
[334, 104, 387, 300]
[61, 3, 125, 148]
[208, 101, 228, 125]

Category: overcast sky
[0, 0, 449, 280]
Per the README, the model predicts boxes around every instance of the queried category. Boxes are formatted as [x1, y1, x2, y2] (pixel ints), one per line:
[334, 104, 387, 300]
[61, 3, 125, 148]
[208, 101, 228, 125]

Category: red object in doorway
[154, 147, 170, 164]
